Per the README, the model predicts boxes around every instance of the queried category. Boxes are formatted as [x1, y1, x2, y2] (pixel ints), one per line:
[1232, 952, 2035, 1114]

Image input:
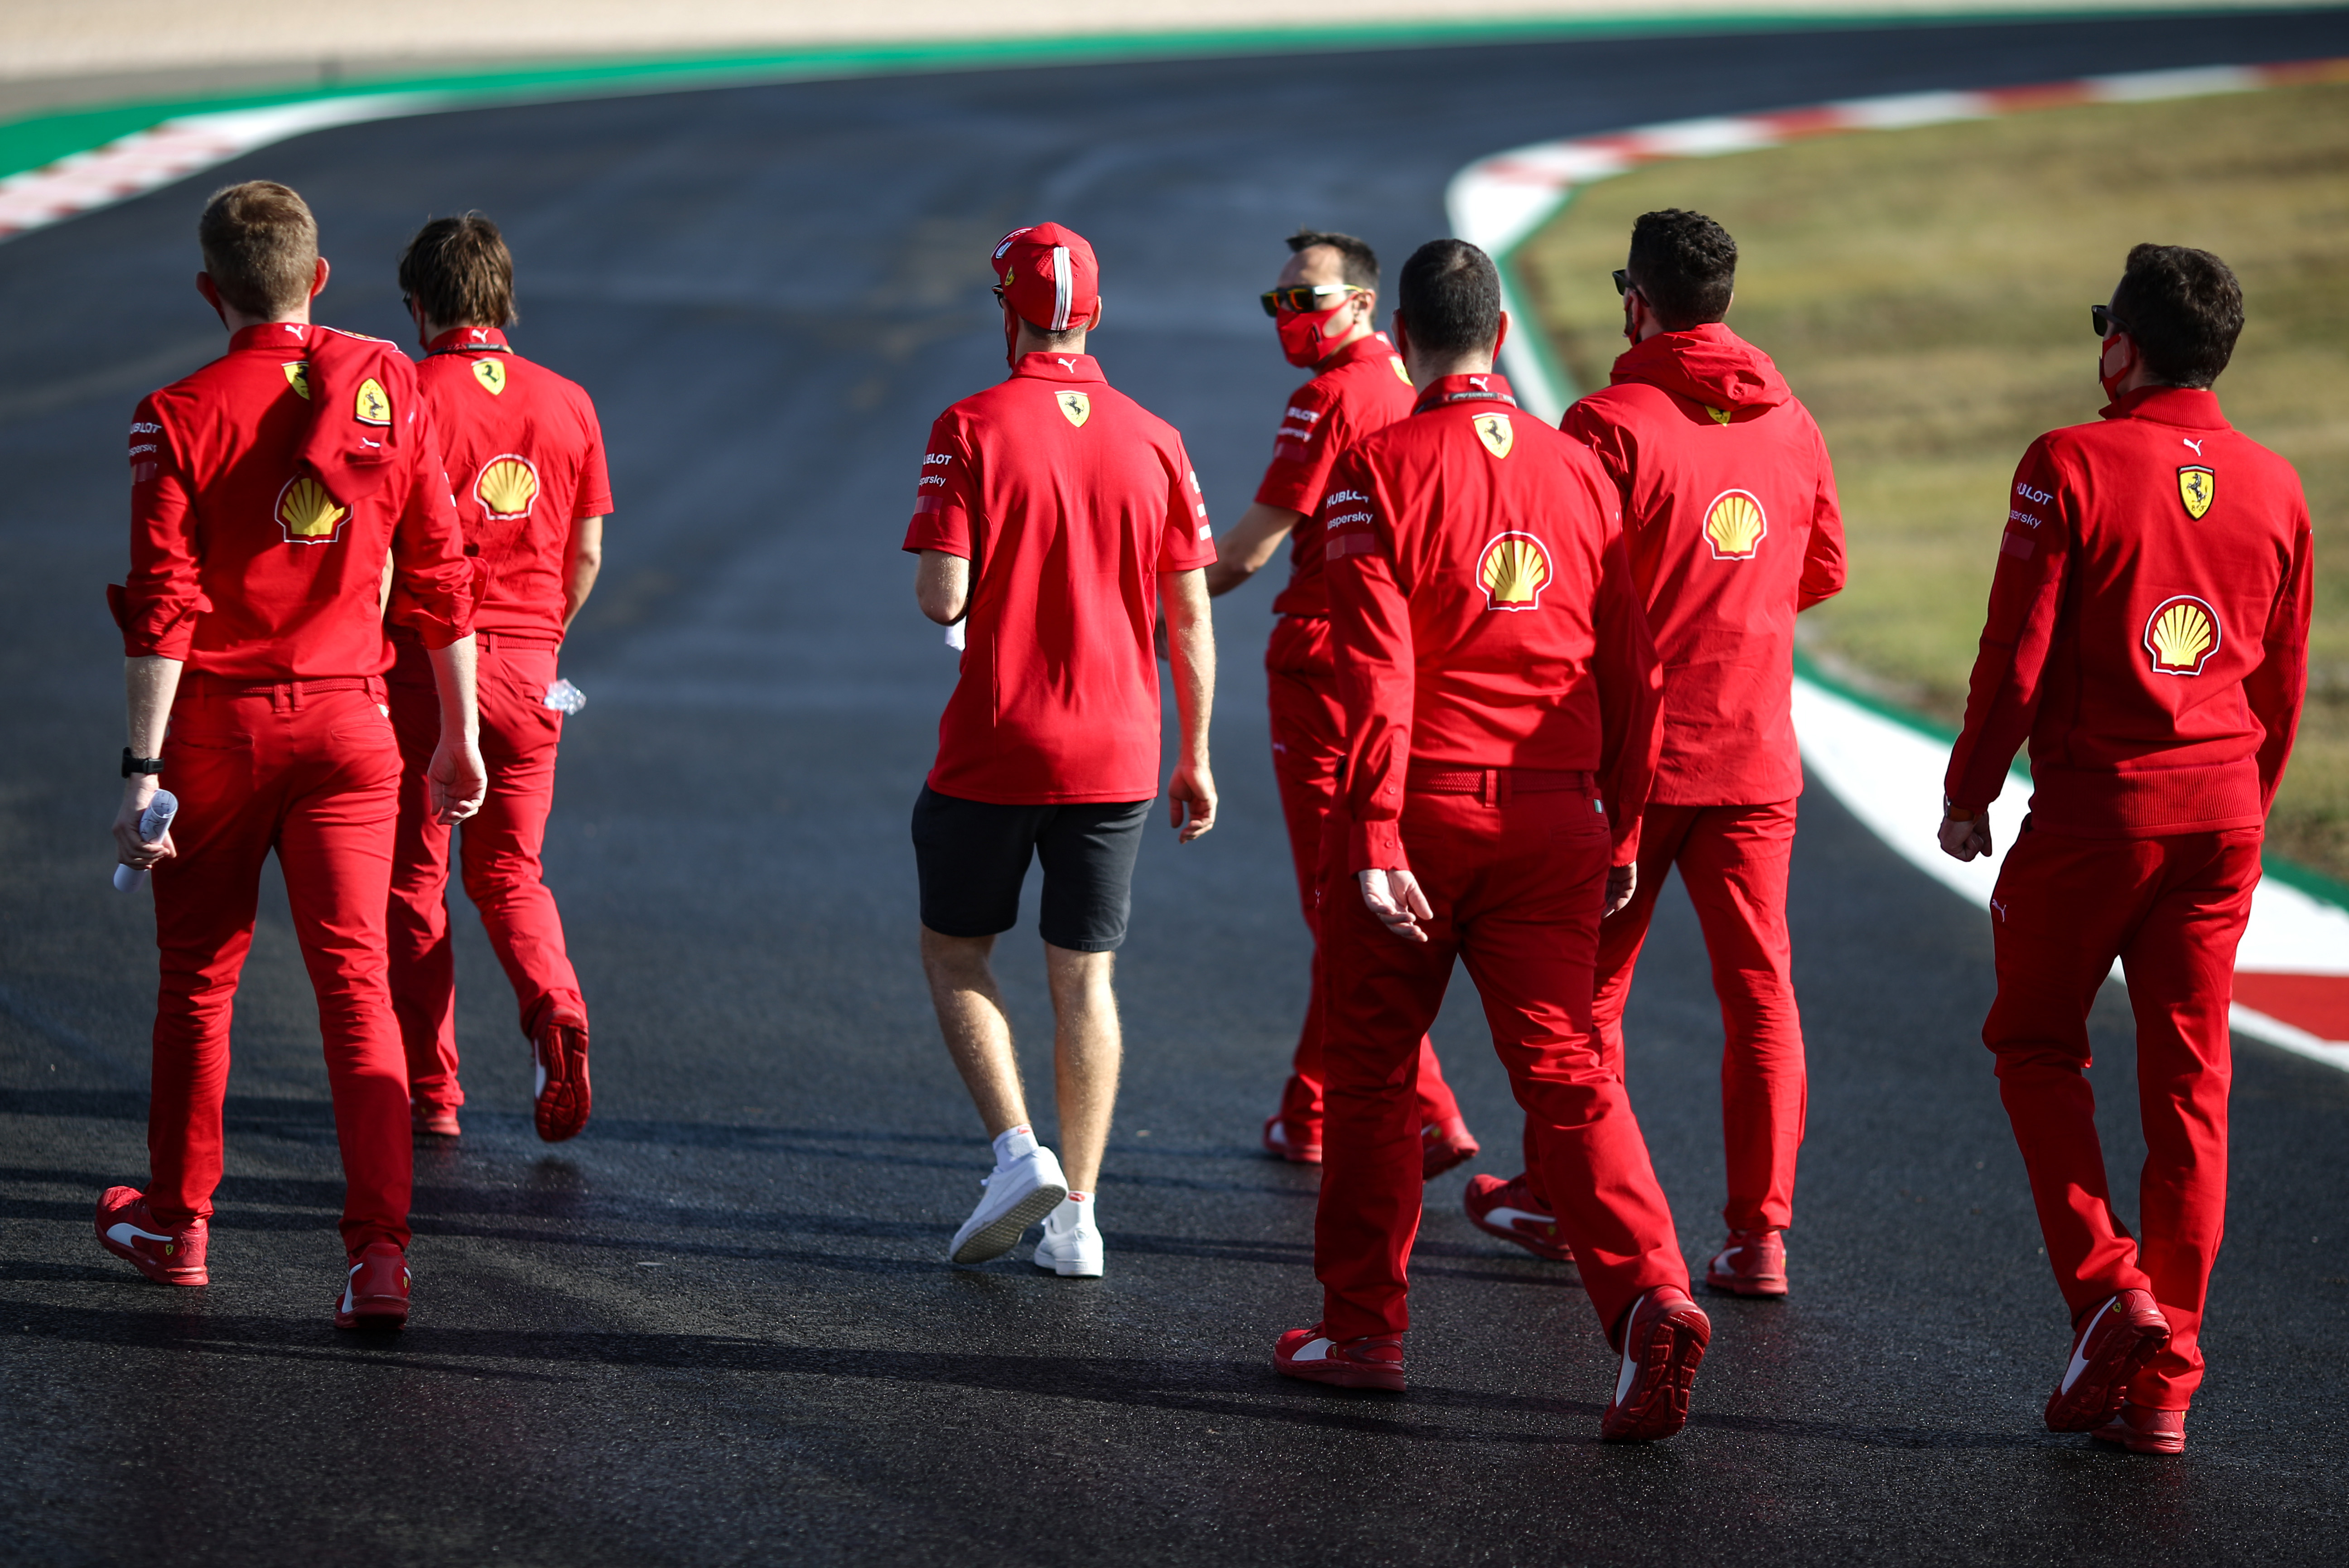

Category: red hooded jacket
[1562, 324, 1844, 805]
[1944, 386, 2311, 837]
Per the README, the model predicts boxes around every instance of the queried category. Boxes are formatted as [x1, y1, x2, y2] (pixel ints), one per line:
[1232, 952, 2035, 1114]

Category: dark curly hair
[1396, 239, 1501, 358]
[1625, 208, 1736, 331]
[2110, 243, 2243, 389]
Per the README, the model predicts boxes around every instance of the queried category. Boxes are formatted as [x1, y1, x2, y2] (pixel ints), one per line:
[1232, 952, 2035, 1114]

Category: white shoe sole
[1032, 1243, 1104, 1278]
[949, 1158, 1069, 1265]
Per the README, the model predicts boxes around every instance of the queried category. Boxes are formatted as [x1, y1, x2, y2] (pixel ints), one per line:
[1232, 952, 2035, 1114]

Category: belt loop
[269, 682, 285, 715]
[1481, 768, 1497, 807]
[290, 679, 304, 714]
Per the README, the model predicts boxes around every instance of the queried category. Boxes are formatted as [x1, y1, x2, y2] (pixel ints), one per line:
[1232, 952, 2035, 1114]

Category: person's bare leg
[1045, 943, 1121, 1193]
[921, 926, 1029, 1137]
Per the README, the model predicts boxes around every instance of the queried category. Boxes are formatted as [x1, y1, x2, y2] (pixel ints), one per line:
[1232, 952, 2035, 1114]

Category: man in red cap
[1206, 228, 1478, 1179]
[1462, 209, 1845, 1298]
[386, 213, 612, 1144]
[1942, 245, 2310, 1456]
[1273, 239, 1708, 1442]
[100, 180, 483, 1329]
[906, 223, 1218, 1279]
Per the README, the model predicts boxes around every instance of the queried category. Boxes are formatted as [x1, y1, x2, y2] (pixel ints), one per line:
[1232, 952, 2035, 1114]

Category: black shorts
[911, 786, 1152, 952]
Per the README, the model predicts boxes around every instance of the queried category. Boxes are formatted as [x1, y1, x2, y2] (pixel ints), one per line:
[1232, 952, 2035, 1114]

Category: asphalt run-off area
[4, 10, 2348, 1566]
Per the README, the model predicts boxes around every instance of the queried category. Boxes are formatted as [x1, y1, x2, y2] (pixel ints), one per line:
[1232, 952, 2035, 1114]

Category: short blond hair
[198, 181, 318, 317]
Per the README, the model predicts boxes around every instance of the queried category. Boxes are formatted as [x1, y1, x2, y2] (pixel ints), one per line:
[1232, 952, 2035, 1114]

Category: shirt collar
[1412, 371, 1516, 415]
[231, 321, 316, 353]
[427, 325, 511, 354]
[1010, 351, 1104, 383]
[1316, 333, 1394, 376]
[2099, 384, 2228, 429]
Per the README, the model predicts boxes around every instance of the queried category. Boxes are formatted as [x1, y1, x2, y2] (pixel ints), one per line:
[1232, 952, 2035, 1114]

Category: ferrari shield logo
[1471, 411, 1513, 459]
[1056, 391, 1090, 428]
[2178, 465, 2214, 520]
[354, 376, 391, 426]
[472, 358, 507, 396]
[1478, 531, 1550, 611]
[2145, 594, 2221, 675]
[281, 361, 311, 400]
[1389, 356, 1412, 385]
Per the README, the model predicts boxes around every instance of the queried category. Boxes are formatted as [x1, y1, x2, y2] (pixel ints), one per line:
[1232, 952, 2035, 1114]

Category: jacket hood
[1609, 323, 1789, 413]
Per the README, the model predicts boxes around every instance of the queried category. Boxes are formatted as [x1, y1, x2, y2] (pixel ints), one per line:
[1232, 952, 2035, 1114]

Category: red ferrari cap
[992, 223, 1099, 333]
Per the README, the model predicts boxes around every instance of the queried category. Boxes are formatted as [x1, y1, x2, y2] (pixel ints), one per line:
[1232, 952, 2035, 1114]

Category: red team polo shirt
[1562, 325, 1845, 806]
[1258, 333, 1416, 620]
[1321, 373, 1663, 872]
[904, 352, 1216, 804]
[116, 322, 472, 675]
[404, 326, 612, 642]
[1944, 385, 2312, 837]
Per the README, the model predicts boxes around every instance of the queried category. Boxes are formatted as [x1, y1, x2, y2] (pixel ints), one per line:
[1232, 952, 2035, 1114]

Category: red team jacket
[904, 352, 1216, 805]
[115, 322, 472, 674]
[1945, 385, 2312, 837]
[1259, 333, 1416, 621]
[1322, 373, 1664, 873]
[1562, 325, 1845, 806]
[402, 326, 613, 642]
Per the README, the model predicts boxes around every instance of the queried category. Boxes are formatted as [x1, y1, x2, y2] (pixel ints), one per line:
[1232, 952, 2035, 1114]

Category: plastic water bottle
[542, 679, 586, 715]
[112, 790, 178, 892]
[945, 622, 966, 651]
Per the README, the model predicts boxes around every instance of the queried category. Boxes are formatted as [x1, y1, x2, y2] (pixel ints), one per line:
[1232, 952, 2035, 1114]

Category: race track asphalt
[4, 10, 2348, 1565]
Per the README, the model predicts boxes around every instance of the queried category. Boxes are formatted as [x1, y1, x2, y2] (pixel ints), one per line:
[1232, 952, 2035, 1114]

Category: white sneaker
[948, 1146, 1068, 1265]
[1032, 1194, 1104, 1278]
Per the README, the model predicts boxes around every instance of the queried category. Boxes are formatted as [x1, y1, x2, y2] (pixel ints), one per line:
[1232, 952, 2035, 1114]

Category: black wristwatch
[122, 748, 165, 778]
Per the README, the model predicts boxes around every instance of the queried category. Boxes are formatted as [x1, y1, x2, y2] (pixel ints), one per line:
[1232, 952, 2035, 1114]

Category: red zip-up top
[405, 326, 612, 643]
[113, 321, 472, 678]
[1323, 372, 1664, 873]
[1562, 324, 1845, 805]
[1257, 333, 1416, 620]
[1944, 385, 2311, 837]
[904, 352, 1216, 804]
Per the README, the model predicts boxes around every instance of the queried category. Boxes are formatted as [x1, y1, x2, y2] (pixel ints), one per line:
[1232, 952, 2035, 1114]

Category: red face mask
[2098, 331, 2139, 405]
[1275, 302, 1355, 369]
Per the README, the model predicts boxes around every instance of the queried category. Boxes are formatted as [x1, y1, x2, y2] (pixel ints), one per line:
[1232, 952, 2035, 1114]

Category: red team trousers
[1266, 615, 1462, 1130]
[386, 632, 581, 1109]
[1527, 800, 1806, 1232]
[1985, 822, 2259, 1409]
[147, 675, 411, 1253]
[1317, 785, 1687, 1344]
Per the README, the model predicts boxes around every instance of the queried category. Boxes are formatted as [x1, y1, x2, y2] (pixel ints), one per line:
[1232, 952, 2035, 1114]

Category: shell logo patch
[472, 358, 507, 396]
[275, 475, 348, 544]
[1471, 411, 1513, 459]
[475, 454, 540, 521]
[1703, 489, 1767, 561]
[2178, 465, 2214, 520]
[281, 361, 311, 400]
[1056, 391, 1090, 428]
[354, 377, 391, 426]
[1478, 531, 1551, 611]
[2145, 594, 2221, 676]
[1389, 356, 1412, 386]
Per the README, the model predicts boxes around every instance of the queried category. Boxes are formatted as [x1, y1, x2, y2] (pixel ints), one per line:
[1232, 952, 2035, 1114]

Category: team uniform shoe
[1601, 1286, 1711, 1442]
[1262, 1114, 1322, 1165]
[949, 1144, 1069, 1265]
[93, 1186, 208, 1286]
[2045, 1288, 2171, 1432]
[1032, 1194, 1105, 1278]
[1272, 1325, 1406, 1392]
[333, 1241, 411, 1331]
[531, 1005, 592, 1143]
[1704, 1228, 1788, 1297]
[2092, 1400, 2188, 1456]
[1420, 1115, 1480, 1180]
[412, 1104, 463, 1139]
[1462, 1173, 1574, 1263]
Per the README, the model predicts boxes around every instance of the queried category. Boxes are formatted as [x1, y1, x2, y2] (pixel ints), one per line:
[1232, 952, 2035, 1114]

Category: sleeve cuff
[1348, 817, 1407, 874]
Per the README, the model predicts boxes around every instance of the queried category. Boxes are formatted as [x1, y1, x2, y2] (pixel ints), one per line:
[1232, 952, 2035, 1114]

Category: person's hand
[112, 777, 175, 868]
[429, 737, 488, 825]
[1167, 760, 1216, 842]
[1604, 861, 1637, 917]
[1360, 868, 1433, 944]
[1939, 807, 1992, 862]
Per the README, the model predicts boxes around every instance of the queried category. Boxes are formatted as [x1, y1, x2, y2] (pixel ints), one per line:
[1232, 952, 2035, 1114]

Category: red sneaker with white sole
[1704, 1228, 1788, 1297]
[2045, 1289, 2169, 1432]
[1420, 1115, 1480, 1181]
[333, 1241, 411, 1331]
[1262, 1114, 1322, 1165]
[1601, 1286, 1711, 1441]
[2092, 1400, 2187, 1455]
[1462, 1173, 1573, 1263]
[532, 1005, 592, 1143]
[1273, 1324, 1406, 1392]
[93, 1186, 207, 1286]
[412, 1104, 462, 1139]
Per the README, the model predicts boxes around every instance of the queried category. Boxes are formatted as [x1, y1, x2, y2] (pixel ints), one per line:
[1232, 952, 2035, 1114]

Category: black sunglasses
[2091, 304, 2131, 338]
[1260, 283, 1365, 317]
[1612, 269, 1635, 298]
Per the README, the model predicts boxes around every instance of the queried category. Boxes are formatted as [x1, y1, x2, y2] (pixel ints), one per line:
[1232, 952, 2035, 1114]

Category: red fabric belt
[179, 671, 384, 713]
[1407, 765, 1594, 805]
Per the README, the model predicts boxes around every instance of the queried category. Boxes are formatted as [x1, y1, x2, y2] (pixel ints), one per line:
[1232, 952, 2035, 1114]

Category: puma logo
[2182, 437, 2204, 456]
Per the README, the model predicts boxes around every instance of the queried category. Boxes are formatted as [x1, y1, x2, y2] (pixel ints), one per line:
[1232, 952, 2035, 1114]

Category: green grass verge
[1516, 79, 2349, 884]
